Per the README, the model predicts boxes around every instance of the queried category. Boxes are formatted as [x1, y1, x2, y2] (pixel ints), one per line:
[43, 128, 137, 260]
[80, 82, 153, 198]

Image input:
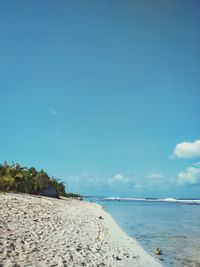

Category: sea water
[86, 197, 200, 267]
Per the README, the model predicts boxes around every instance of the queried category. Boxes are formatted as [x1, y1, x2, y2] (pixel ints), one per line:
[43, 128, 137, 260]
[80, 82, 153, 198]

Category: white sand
[0, 193, 163, 267]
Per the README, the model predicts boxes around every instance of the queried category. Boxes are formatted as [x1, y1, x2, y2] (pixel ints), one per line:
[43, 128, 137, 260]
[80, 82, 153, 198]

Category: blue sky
[0, 0, 200, 197]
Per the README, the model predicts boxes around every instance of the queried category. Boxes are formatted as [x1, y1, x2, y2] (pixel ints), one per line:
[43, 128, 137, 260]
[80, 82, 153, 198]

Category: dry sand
[0, 193, 163, 267]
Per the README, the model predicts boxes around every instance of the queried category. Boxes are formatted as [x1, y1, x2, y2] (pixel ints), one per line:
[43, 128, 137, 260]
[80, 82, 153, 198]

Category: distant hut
[41, 185, 58, 198]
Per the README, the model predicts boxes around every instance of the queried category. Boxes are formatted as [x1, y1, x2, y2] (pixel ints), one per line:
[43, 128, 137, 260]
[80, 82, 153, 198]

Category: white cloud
[67, 172, 104, 186]
[147, 173, 165, 179]
[145, 173, 176, 187]
[65, 169, 180, 195]
[178, 167, 200, 185]
[112, 174, 124, 181]
[173, 139, 200, 158]
[108, 174, 130, 184]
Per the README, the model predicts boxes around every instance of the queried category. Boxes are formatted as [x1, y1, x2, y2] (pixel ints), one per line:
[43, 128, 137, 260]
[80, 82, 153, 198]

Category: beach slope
[0, 193, 162, 267]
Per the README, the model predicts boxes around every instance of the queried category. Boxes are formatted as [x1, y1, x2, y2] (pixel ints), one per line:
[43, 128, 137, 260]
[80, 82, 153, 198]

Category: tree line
[0, 162, 80, 198]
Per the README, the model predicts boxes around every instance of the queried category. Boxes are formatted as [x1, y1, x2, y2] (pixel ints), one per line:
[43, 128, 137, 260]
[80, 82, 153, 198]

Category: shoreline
[89, 201, 163, 267]
[0, 193, 162, 266]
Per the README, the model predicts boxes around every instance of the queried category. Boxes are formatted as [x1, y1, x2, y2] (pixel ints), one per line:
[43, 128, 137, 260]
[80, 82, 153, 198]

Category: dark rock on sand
[154, 248, 162, 255]
[41, 186, 58, 198]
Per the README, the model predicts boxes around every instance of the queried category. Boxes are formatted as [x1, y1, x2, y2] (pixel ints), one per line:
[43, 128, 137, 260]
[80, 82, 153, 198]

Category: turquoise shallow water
[86, 198, 200, 267]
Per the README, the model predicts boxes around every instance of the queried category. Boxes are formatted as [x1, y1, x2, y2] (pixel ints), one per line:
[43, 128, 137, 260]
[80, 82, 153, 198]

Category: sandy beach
[0, 193, 162, 267]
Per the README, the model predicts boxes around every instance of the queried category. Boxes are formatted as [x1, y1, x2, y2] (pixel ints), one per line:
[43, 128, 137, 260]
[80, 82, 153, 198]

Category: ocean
[85, 197, 200, 267]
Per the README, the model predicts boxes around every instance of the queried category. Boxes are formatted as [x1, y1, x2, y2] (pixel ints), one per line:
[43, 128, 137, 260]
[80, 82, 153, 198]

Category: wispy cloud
[49, 107, 59, 115]
[107, 174, 130, 184]
[178, 166, 200, 185]
[147, 173, 166, 179]
[173, 139, 200, 159]
[193, 162, 200, 167]
[67, 172, 104, 185]
[145, 172, 175, 187]
[65, 172, 109, 195]
[66, 171, 176, 195]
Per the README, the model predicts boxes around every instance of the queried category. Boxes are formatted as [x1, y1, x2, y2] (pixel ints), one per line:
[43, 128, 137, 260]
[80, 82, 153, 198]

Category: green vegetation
[0, 162, 81, 198]
[64, 193, 82, 198]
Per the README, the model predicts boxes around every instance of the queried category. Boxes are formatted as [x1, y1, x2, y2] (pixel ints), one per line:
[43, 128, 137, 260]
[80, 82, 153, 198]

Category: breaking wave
[104, 197, 200, 204]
